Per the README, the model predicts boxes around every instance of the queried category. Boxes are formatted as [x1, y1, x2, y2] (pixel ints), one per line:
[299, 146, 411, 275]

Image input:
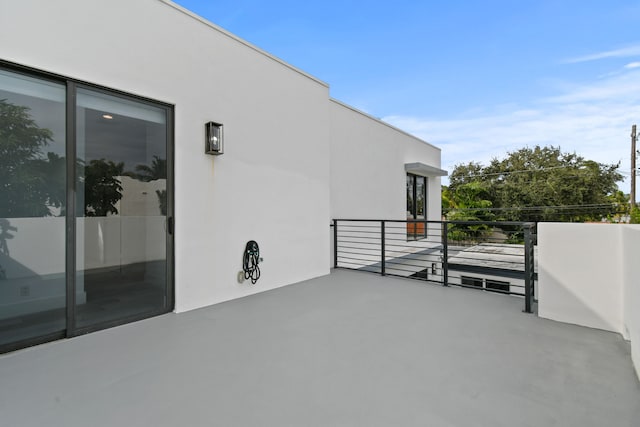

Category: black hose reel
[242, 240, 261, 284]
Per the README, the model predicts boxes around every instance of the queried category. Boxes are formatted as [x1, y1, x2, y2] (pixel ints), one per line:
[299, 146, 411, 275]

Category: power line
[443, 203, 622, 212]
[456, 165, 584, 179]
[460, 165, 640, 178]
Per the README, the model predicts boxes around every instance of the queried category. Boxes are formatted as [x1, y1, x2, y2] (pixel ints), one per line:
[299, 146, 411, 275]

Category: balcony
[1, 269, 638, 426]
[332, 219, 537, 312]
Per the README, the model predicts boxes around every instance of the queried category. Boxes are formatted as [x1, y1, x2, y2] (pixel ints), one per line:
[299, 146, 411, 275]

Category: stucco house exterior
[0, 0, 445, 353]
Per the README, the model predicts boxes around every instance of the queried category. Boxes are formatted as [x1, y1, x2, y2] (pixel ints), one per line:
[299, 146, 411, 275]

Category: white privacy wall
[1, 0, 331, 311]
[329, 99, 443, 221]
[622, 226, 640, 380]
[538, 223, 640, 380]
[538, 223, 623, 332]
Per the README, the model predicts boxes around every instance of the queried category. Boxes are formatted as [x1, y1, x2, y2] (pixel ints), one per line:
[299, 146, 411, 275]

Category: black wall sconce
[205, 121, 224, 155]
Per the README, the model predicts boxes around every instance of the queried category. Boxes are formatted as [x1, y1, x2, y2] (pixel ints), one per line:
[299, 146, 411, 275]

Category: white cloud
[564, 44, 640, 63]
[625, 62, 640, 69]
[383, 68, 640, 192]
[546, 70, 640, 103]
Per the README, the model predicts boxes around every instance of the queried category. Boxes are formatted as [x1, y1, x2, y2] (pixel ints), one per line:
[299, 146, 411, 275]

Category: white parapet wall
[622, 225, 640, 380]
[329, 99, 443, 222]
[538, 223, 624, 332]
[538, 222, 640, 380]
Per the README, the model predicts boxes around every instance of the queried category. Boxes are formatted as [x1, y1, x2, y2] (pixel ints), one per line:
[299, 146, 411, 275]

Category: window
[461, 276, 483, 288]
[406, 173, 427, 220]
[486, 279, 510, 293]
[406, 174, 415, 219]
[407, 173, 427, 239]
[460, 276, 511, 293]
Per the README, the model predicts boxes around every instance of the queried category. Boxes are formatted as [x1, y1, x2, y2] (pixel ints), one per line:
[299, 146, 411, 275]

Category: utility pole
[632, 124, 637, 210]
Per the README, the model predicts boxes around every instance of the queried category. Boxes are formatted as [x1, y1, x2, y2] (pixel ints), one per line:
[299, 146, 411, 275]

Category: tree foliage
[83, 159, 124, 216]
[446, 146, 623, 222]
[631, 206, 640, 224]
[442, 182, 495, 241]
[128, 155, 166, 182]
[0, 99, 63, 218]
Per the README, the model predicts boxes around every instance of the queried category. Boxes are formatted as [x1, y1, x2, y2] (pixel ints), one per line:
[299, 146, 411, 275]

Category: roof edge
[329, 98, 440, 151]
[159, 0, 329, 88]
[405, 162, 448, 177]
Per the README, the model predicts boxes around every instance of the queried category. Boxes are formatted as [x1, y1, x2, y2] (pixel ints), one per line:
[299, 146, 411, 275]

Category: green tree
[444, 182, 494, 222]
[631, 206, 640, 224]
[443, 182, 494, 241]
[606, 190, 630, 222]
[447, 146, 623, 222]
[449, 161, 487, 189]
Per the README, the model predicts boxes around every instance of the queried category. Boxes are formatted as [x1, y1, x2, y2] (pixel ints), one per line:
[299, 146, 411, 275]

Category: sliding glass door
[74, 87, 170, 330]
[0, 70, 67, 348]
[0, 64, 173, 352]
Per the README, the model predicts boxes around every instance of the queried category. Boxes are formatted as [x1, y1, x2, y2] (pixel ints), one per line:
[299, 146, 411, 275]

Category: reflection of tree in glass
[42, 152, 66, 213]
[131, 156, 166, 182]
[155, 190, 167, 215]
[84, 159, 124, 216]
[0, 218, 17, 280]
[127, 156, 167, 215]
[0, 218, 17, 256]
[0, 99, 64, 217]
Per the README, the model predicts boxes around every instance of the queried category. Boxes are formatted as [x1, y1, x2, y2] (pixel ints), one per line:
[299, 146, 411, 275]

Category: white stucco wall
[329, 99, 443, 221]
[622, 226, 640, 379]
[538, 222, 640, 380]
[538, 223, 624, 333]
[1, 0, 331, 311]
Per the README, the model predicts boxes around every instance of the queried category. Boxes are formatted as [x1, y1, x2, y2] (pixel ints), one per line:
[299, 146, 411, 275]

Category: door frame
[0, 59, 174, 351]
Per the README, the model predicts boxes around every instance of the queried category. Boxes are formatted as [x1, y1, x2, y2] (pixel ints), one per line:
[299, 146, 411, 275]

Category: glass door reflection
[74, 87, 168, 329]
[0, 70, 67, 347]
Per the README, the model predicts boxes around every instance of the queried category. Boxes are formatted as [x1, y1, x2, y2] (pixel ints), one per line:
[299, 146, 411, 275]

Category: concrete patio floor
[1, 269, 639, 426]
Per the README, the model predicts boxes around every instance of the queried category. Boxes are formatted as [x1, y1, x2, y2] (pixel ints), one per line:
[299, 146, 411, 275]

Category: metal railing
[332, 219, 536, 313]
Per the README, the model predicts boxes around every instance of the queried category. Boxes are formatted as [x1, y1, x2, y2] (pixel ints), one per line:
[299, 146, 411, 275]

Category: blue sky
[174, 0, 640, 191]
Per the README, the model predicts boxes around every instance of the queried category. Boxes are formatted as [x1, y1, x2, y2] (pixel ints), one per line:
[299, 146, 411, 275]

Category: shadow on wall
[539, 266, 620, 333]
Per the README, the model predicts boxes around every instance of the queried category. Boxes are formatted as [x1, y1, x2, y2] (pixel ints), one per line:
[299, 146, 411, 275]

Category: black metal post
[381, 220, 386, 276]
[523, 224, 534, 313]
[65, 81, 77, 336]
[333, 219, 338, 269]
[442, 221, 449, 286]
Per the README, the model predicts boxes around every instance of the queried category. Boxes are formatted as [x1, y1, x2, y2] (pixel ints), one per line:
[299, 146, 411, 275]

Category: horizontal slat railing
[333, 219, 536, 313]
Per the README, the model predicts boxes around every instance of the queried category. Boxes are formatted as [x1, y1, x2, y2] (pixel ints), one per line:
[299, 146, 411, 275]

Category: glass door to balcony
[0, 65, 173, 352]
[73, 87, 170, 330]
[0, 69, 67, 349]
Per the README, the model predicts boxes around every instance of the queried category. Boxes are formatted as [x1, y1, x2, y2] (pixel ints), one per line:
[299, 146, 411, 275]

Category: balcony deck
[1, 269, 638, 426]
